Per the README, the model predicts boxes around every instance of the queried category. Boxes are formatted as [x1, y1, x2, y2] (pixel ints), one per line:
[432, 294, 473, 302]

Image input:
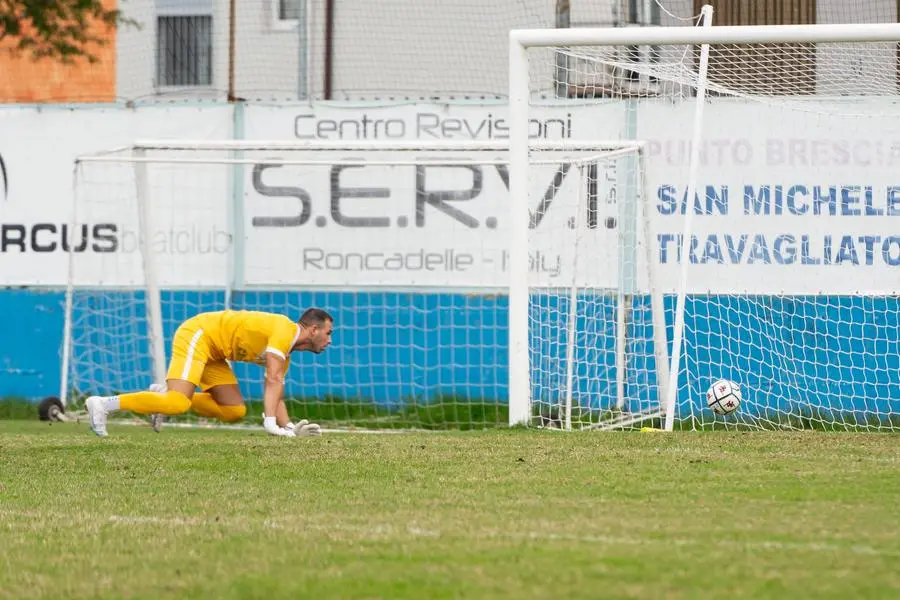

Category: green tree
[0, 0, 137, 63]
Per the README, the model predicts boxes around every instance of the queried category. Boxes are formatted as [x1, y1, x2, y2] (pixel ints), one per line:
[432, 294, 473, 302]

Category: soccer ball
[706, 379, 742, 415]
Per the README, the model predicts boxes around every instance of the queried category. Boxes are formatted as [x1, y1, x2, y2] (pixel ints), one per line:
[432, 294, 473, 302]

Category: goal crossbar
[74, 141, 647, 168]
[510, 22, 900, 48]
[77, 139, 647, 156]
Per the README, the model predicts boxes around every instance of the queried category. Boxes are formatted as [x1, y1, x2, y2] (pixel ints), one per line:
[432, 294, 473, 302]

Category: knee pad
[219, 404, 247, 423]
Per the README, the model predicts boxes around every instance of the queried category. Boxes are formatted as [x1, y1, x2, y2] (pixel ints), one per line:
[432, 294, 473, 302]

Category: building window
[277, 0, 301, 21]
[156, 15, 213, 87]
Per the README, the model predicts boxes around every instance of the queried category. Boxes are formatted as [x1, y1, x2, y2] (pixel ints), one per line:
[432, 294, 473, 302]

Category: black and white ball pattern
[707, 379, 742, 415]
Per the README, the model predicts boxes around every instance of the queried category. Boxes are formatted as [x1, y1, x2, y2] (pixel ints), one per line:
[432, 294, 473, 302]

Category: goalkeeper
[85, 308, 334, 438]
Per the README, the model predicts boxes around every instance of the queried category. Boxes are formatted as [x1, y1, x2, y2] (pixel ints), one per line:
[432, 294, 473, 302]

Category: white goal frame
[508, 21, 900, 430]
[65, 139, 663, 430]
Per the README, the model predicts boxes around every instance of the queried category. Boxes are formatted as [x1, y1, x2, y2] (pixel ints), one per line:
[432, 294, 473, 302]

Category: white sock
[103, 396, 120, 411]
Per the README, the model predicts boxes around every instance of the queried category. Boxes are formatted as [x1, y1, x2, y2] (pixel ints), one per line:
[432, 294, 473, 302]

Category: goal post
[509, 21, 900, 431]
[133, 148, 169, 390]
[65, 139, 663, 431]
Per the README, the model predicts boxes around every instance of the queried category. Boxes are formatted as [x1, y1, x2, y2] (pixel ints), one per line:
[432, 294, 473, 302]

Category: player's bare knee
[164, 390, 192, 415]
[208, 384, 243, 406]
[219, 404, 247, 423]
[166, 379, 196, 398]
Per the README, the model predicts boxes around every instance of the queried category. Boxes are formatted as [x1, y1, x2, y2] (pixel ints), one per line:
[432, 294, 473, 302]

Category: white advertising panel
[241, 102, 627, 288]
[641, 99, 900, 295]
[2, 101, 899, 294]
[0, 106, 233, 287]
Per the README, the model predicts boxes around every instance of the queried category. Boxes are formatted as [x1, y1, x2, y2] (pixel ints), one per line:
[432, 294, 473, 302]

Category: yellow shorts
[166, 321, 238, 391]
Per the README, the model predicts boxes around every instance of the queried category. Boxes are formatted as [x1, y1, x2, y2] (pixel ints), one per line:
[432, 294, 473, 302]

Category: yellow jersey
[189, 310, 301, 366]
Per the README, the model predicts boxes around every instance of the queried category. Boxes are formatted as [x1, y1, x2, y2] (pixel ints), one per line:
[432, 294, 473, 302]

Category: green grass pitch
[0, 420, 898, 599]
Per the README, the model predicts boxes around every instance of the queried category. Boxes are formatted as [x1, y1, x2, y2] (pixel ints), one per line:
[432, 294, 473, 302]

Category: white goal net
[66, 141, 657, 430]
[64, 19, 900, 432]
[511, 17, 900, 430]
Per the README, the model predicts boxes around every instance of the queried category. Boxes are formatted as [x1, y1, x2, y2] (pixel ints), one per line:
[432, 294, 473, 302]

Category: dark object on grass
[37, 397, 66, 422]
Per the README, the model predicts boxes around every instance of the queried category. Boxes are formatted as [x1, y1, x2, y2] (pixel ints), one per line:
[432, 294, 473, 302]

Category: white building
[115, 0, 899, 103]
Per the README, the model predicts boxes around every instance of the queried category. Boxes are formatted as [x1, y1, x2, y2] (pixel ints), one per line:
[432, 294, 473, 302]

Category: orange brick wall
[0, 0, 118, 103]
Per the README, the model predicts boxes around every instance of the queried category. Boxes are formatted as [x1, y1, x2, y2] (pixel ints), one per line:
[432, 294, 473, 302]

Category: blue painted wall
[1, 289, 897, 419]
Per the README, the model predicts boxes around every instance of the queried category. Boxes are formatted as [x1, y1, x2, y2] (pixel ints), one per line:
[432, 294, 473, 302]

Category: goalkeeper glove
[292, 419, 322, 437]
[262, 415, 292, 437]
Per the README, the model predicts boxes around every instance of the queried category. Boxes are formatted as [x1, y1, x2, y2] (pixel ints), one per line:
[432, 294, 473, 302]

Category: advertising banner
[2, 101, 899, 294]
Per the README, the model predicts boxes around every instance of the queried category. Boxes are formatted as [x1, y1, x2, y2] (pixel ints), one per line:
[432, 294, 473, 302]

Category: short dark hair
[299, 308, 333, 327]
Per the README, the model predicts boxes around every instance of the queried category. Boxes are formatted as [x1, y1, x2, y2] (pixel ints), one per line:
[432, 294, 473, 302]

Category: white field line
[1, 509, 896, 559]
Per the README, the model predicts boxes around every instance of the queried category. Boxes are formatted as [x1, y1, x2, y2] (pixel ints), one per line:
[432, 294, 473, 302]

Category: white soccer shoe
[85, 396, 109, 437]
[148, 383, 167, 433]
[292, 419, 322, 437]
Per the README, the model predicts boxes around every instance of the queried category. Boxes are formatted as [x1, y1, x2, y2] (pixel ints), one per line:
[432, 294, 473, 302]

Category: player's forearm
[261, 353, 290, 436]
[262, 378, 284, 418]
